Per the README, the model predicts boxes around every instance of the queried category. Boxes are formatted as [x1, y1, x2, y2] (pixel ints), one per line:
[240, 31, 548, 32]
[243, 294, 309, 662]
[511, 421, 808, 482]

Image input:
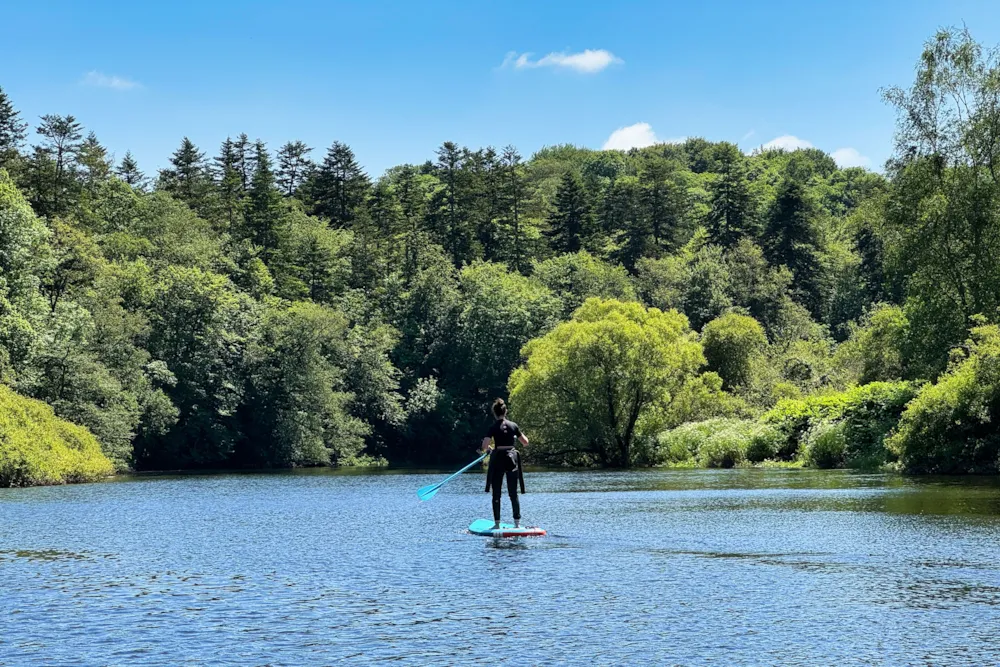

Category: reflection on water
[2, 468, 1000, 665]
[0, 549, 99, 562]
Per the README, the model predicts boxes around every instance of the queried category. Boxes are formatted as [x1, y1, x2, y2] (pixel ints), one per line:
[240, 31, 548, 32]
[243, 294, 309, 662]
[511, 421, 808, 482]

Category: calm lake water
[3, 468, 1000, 666]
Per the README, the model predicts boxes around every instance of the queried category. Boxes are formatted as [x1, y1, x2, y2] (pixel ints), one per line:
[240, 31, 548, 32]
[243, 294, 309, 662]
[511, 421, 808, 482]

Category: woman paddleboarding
[481, 398, 528, 530]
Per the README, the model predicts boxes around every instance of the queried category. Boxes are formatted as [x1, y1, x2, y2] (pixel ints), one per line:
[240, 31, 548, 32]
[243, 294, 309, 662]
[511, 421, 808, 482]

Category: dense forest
[2, 28, 1000, 484]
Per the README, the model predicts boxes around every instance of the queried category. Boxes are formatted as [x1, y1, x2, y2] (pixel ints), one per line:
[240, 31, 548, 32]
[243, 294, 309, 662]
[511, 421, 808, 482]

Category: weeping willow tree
[509, 298, 730, 467]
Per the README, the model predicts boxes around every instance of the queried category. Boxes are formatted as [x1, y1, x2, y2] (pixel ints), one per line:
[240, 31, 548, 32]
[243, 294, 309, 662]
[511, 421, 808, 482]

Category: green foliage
[138, 266, 254, 468]
[744, 422, 784, 463]
[103, 192, 223, 271]
[701, 313, 768, 389]
[509, 298, 715, 466]
[0, 86, 28, 171]
[115, 151, 145, 189]
[834, 304, 912, 383]
[242, 141, 287, 262]
[888, 324, 1000, 473]
[637, 235, 803, 339]
[698, 426, 747, 468]
[452, 261, 561, 401]
[764, 178, 824, 317]
[706, 144, 759, 248]
[276, 141, 312, 197]
[880, 28, 1000, 376]
[27, 115, 84, 218]
[20, 301, 142, 469]
[274, 211, 351, 303]
[663, 370, 746, 426]
[763, 381, 918, 464]
[157, 137, 214, 217]
[8, 32, 1000, 478]
[0, 290, 37, 381]
[240, 301, 369, 466]
[40, 218, 102, 311]
[307, 141, 370, 228]
[655, 419, 733, 465]
[0, 384, 113, 487]
[0, 168, 49, 301]
[545, 170, 593, 253]
[531, 250, 636, 317]
[655, 418, 782, 467]
[801, 420, 847, 468]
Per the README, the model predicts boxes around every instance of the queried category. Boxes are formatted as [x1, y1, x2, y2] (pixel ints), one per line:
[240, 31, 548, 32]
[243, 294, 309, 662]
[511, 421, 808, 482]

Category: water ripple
[1, 469, 1000, 665]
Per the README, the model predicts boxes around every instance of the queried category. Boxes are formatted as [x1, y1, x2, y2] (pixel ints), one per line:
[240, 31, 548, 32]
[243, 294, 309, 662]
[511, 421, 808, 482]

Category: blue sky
[4, 0, 1000, 177]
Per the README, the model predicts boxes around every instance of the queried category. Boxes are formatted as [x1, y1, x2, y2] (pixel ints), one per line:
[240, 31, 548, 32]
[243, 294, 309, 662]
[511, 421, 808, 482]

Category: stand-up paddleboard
[468, 519, 546, 537]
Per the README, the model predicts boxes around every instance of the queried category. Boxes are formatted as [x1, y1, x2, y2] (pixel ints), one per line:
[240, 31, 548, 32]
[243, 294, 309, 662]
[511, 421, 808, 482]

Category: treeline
[1, 27, 999, 476]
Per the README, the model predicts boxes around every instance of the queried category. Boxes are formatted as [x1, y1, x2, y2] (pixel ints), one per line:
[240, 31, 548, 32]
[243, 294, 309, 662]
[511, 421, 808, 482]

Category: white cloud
[81, 71, 141, 90]
[503, 49, 622, 74]
[760, 135, 814, 151]
[831, 147, 871, 168]
[602, 123, 685, 150]
[603, 122, 658, 150]
[748, 133, 873, 168]
[740, 129, 756, 143]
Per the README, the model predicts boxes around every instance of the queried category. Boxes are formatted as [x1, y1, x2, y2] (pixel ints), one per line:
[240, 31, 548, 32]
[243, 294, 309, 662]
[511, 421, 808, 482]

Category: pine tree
[32, 114, 84, 216]
[234, 133, 255, 192]
[159, 137, 212, 215]
[244, 140, 285, 261]
[276, 141, 313, 197]
[500, 145, 528, 273]
[707, 145, 759, 248]
[430, 141, 475, 265]
[78, 132, 111, 186]
[0, 85, 27, 171]
[640, 160, 689, 252]
[764, 178, 823, 314]
[603, 176, 649, 270]
[116, 151, 145, 189]
[368, 177, 402, 260]
[298, 228, 342, 304]
[311, 141, 370, 227]
[348, 204, 383, 290]
[545, 170, 592, 253]
[394, 164, 429, 280]
[468, 147, 501, 261]
[214, 138, 243, 230]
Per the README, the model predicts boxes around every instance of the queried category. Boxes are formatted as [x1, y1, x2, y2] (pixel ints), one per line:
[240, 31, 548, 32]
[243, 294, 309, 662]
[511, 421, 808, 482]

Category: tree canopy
[4, 27, 1000, 476]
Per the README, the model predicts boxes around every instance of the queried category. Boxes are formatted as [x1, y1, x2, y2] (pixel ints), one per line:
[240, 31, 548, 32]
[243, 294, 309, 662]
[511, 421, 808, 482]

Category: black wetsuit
[484, 418, 525, 522]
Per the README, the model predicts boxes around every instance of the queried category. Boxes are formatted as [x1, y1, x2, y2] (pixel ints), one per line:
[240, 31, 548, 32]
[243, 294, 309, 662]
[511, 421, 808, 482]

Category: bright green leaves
[509, 298, 717, 467]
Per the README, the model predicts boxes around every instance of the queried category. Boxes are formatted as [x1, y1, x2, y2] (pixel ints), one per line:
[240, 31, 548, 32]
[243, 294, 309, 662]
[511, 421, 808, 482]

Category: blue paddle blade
[416, 482, 443, 501]
[416, 451, 488, 501]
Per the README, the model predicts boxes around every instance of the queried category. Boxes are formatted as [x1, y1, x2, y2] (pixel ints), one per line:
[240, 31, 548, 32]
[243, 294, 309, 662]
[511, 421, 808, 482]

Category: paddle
[417, 451, 489, 501]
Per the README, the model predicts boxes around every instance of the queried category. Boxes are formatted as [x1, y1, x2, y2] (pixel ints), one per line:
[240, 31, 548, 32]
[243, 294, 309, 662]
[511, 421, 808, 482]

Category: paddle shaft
[437, 451, 488, 486]
[417, 451, 489, 500]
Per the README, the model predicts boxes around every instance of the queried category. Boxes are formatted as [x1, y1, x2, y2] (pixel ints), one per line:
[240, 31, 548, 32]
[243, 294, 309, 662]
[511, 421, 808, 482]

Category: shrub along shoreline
[656, 381, 919, 470]
[0, 385, 114, 488]
[653, 323, 1000, 474]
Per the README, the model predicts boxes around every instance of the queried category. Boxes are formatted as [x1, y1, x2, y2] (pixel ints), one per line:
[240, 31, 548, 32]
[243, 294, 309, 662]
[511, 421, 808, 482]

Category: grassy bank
[0, 385, 114, 487]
